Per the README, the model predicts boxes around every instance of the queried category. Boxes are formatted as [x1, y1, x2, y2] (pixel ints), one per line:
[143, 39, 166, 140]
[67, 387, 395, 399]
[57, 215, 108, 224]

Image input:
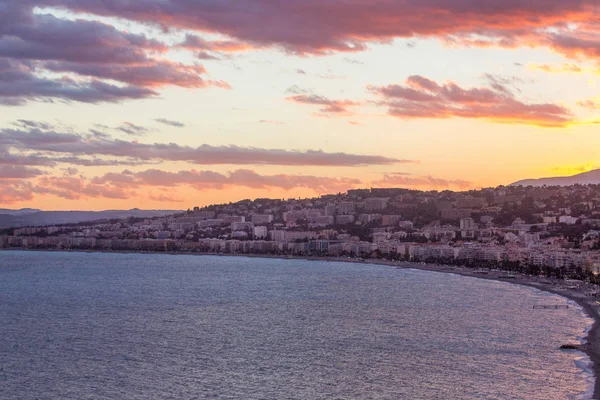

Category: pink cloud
[93, 168, 362, 193]
[0, 4, 228, 105]
[34, 176, 133, 200]
[369, 75, 574, 127]
[286, 93, 360, 115]
[0, 182, 35, 204]
[33, 0, 600, 61]
[373, 173, 474, 190]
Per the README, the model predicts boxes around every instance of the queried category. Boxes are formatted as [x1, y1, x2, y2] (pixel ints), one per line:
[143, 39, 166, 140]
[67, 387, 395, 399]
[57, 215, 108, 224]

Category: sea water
[0, 251, 594, 399]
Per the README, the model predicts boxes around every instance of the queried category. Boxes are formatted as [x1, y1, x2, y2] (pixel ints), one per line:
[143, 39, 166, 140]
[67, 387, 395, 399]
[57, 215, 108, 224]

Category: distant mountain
[511, 169, 600, 187]
[0, 208, 42, 216]
[0, 209, 183, 229]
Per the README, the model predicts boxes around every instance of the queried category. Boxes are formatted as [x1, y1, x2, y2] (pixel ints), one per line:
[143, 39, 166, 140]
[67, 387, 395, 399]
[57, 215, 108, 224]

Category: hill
[0, 209, 183, 229]
[510, 169, 600, 187]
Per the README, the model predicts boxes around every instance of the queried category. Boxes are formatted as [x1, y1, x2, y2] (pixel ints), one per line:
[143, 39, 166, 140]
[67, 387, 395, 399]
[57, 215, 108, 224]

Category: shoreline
[3, 248, 600, 398]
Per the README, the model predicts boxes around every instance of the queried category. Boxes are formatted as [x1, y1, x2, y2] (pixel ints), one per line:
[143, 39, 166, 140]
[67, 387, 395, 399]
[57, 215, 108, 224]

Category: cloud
[63, 167, 79, 176]
[529, 63, 583, 73]
[578, 99, 600, 109]
[1, 0, 599, 112]
[0, 124, 412, 167]
[195, 52, 222, 61]
[155, 118, 186, 128]
[93, 168, 362, 193]
[0, 166, 363, 202]
[373, 173, 474, 190]
[0, 58, 156, 105]
[33, 176, 133, 200]
[148, 192, 185, 203]
[259, 120, 284, 125]
[0, 4, 227, 106]
[286, 93, 360, 114]
[0, 164, 45, 179]
[0, 182, 34, 204]
[116, 122, 149, 136]
[0, 148, 57, 167]
[179, 34, 250, 52]
[42, 60, 229, 89]
[31, 0, 600, 61]
[343, 58, 363, 65]
[0, 8, 166, 64]
[369, 75, 575, 127]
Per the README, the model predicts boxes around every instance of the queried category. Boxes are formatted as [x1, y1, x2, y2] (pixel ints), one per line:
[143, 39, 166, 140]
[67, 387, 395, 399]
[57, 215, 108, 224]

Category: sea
[0, 251, 595, 399]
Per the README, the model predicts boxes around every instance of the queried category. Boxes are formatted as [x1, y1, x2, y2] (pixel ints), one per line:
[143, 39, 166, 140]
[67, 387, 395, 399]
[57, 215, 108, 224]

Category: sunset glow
[1, 1, 600, 210]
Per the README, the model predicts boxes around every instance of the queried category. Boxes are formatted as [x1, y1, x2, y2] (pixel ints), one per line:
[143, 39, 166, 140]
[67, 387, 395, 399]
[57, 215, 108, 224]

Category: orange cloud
[528, 63, 583, 73]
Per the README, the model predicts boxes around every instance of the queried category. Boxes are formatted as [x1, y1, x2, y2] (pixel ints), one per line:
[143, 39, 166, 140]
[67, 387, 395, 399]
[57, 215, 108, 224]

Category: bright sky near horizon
[1, 1, 600, 210]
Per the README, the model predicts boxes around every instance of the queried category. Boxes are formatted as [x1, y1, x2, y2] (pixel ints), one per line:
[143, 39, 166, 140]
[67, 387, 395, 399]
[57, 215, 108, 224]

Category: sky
[1, 0, 600, 210]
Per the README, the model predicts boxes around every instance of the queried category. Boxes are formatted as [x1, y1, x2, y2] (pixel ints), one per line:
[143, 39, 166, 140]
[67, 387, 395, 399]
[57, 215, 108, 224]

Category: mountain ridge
[510, 169, 600, 187]
[0, 209, 183, 229]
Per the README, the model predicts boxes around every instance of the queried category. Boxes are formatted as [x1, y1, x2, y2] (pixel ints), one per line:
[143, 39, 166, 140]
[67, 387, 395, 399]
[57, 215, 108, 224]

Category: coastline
[3, 248, 600, 398]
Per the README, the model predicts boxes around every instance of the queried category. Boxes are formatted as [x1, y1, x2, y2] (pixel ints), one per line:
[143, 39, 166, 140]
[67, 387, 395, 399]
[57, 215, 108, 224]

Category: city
[4, 184, 600, 281]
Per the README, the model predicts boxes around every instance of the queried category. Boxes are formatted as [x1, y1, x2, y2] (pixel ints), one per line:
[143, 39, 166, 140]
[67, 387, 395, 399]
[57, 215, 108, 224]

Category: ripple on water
[0, 251, 595, 400]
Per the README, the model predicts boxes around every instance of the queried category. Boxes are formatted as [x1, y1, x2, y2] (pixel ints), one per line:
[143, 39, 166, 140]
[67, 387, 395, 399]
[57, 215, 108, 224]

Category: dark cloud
[0, 58, 157, 105]
[155, 118, 186, 128]
[0, 4, 227, 106]
[42, 60, 228, 89]
[30, 0, 600, 61]
[116, 122, 149, 136]
[0, 124, 413, 167]
[0, 164, 45, 179]
[195, 52, 222, 61]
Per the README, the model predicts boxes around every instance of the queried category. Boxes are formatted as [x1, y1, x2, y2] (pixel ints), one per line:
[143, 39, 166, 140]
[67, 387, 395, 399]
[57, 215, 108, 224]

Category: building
[559, 216, 579, 225]
[364, 198, 388, 211]
[251, 214, 274, 224]
[231, 221, 254, 231]
[254, 226, 268, 239]
[325, 204, 337, 216]
[460, 217, 476, 230]
[270, 230, 286, 242]
[382, 215, 401, 226]
[336, 215, 355, 225]
[338, 202, 355, 215]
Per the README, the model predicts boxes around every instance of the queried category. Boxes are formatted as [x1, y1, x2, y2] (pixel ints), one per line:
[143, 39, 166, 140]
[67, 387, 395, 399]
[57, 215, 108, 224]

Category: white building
[460, 217, 476, 230]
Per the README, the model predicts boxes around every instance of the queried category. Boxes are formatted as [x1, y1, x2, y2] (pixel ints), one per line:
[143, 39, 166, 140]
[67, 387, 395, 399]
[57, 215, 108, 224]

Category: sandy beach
[3, 248, 600, 398]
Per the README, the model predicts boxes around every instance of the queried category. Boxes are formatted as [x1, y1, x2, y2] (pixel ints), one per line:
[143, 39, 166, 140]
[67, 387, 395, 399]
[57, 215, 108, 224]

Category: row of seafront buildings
[3, 186, 600, 274]
[3, 233, 600, 274]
